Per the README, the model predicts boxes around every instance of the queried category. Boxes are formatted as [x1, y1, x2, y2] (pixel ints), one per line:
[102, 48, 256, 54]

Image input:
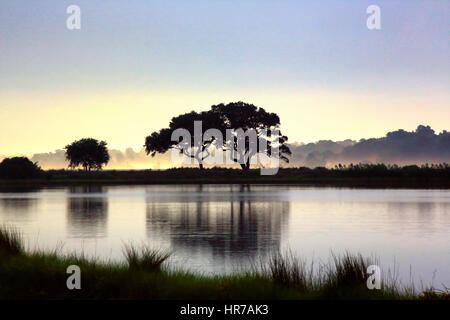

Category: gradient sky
[0, 0, 449, 156]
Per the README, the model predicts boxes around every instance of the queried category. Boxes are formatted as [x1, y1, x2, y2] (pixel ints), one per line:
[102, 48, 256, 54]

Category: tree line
[0, 102, 291, 174]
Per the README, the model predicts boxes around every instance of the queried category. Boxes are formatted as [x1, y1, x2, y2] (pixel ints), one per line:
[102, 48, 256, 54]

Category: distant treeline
[1, 162, 449, 189]
[289, 125, 450, 167]
[3, 124, 448, 170]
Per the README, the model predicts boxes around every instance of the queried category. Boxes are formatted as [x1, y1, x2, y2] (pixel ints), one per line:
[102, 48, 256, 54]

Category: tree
[212, 102, 292, 171]
[144, 102, 291, 171]
[144, 111, 225, 169]
[0, 157, 42, 179]
[64, 138, 110, 171]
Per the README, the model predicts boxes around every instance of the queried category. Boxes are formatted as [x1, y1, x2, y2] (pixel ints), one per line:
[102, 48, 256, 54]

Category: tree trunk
[199, 163, 204, 170]
[240, 163, 250, 172]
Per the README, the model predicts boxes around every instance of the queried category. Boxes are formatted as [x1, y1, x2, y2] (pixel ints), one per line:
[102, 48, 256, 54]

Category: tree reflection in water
[146, 185, 289, 268]
[66, 186, 108, 239]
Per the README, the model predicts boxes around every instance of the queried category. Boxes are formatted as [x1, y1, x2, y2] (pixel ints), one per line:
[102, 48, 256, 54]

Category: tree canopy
[0, 157, 42, 179]
[145, 110, 225, 169]
[211, 102, 291, 170]
[144, 102, 291, 170]
[64, 138, 110, 171]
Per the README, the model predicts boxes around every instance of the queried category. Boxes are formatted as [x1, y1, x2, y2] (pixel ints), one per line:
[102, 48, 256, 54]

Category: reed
[0, 224, 24, 256]
[122, 243, 172, 272]
[0, 225, 447, 300]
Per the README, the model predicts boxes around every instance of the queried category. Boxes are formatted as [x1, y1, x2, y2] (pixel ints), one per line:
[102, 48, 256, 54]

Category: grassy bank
[1, 164, 450, 189]
[0, 227, 448, 300]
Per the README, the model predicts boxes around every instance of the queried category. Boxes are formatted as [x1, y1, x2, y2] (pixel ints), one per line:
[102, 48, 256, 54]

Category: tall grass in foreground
[0, 225, 24, 256]
[251, 251, 373, 298]
[0, 225, 448, 300]
[254, 250, 314, 292]
[329, 252, 369, 287]
[250, 250, 446, 299]
[122, 243, 172, 272]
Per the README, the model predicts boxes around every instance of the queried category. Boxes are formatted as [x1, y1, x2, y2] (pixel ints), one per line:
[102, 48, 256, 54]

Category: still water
[0, 185, 449, 288]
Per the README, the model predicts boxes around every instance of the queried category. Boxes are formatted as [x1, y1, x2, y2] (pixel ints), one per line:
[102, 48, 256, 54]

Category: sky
[0, 0, 449, 159]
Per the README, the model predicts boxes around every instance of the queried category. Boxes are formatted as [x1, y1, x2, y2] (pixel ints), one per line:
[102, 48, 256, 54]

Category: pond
[0, 185, 448, 289]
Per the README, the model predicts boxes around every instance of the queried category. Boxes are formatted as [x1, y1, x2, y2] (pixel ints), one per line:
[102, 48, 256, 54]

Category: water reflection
[0, 187, 40, 218]
[0, 198, 39, 218]
[66, 186, 108, 238]
[0, 185, 448, 287]
[385, 202, 441, 237]
[146, 185, 290, 263]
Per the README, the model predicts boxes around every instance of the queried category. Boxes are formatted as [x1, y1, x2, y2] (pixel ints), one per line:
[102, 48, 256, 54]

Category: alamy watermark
[64, 5, 381, 31]
[366, 265, 381, 290]
[170, 121, 281, 175]
[66, 5, 81, 30]
[66, 265, 81, 290]
[367, 5, 381, 30]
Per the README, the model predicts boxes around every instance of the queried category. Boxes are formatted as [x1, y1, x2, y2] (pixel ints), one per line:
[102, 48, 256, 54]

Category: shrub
[0, 157, 42, 179]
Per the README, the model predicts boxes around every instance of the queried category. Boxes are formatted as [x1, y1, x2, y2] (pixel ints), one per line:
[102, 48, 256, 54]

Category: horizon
[1, 123, 448, 170]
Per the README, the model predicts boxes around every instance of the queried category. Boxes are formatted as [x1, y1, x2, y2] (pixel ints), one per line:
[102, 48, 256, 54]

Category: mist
[1, 125, 448, 170]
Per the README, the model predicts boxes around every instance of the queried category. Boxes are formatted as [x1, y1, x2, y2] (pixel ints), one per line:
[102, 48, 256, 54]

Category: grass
[0, 224, 24, 256]
[0, 226, 448, 300]
[1, 164, 450, 189]
[256, 250, 312, 291]
[122, 243, 172, 273]
[330, 252, 368, 287]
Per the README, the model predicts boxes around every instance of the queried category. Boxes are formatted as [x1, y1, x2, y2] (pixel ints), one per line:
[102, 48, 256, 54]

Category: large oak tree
[144, 102, 291, 171]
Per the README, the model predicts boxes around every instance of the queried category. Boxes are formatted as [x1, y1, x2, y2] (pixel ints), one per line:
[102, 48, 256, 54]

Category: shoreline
[1, 165, 450, 189]
[1, 226, 448, 300]
[2, 178, 449, 189]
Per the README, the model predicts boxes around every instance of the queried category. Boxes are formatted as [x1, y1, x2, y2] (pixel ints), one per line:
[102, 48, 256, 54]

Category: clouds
[30, 150, 66, 169]
[29, 148, 173, 170]
[287, 140, 356, 168]
[106, 148, 173, 170]
[338, 125, 450, 165]
[5, 125, 449, 170]
[287, 125, 450, 168]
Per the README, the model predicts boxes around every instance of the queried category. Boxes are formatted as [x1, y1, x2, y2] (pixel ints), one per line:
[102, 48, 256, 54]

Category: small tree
[0, 157, 42, 179]
[64, 138, 110, 171]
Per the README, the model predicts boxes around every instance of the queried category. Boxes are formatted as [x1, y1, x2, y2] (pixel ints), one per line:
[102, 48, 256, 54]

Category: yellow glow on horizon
[1, 87, 449, 163]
